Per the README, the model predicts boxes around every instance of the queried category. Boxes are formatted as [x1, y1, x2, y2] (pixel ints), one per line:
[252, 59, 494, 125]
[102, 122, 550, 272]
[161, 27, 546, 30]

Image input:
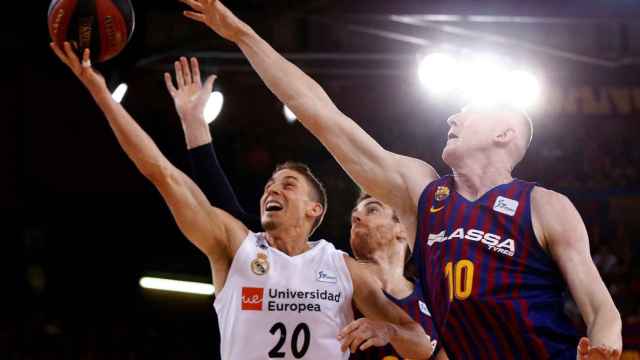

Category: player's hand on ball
[50, 42, 107, 93]
[338, 318, 392, 353]
[179, 0, 249, 42]
[164, 56, 217, 124]
[577, 337, 621, 360]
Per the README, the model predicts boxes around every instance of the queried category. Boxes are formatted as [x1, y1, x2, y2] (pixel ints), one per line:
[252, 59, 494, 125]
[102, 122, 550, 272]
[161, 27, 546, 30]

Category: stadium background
[9, 0, 640, 358]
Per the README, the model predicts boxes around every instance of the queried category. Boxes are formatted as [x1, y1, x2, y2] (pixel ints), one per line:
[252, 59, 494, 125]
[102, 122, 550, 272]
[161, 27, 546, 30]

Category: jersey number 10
[444, 260, 475, 301]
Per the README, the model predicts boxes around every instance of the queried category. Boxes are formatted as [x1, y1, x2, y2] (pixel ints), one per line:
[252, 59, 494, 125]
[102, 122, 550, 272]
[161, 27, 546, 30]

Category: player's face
[442, 105, 501, 164]
[349, 198, 403, 260]
[260, 169, 319, 233]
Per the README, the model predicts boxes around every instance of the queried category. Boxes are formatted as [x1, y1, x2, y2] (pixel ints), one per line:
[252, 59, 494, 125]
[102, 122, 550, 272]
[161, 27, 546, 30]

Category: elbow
[140, 161, 174, 185]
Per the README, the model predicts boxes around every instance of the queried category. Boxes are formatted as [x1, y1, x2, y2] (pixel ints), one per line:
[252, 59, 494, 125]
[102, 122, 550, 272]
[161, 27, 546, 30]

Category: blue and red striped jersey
[414, 175, 579, 359]
[351, 279, 440, 360]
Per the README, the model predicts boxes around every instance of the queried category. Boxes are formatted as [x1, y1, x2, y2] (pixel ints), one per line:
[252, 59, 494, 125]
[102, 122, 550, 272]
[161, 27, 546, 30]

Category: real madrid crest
[435, 186, 450, 201]
[251, 252, 270, 276]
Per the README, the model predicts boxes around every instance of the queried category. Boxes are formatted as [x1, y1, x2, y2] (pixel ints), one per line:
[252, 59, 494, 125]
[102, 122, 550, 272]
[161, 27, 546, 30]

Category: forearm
[587, 303, 622, 350]
[234, 28, 340, 132]
[188, 142, 261, 230]
[90, 87, 169, 179]
[388, 322, 433, 359]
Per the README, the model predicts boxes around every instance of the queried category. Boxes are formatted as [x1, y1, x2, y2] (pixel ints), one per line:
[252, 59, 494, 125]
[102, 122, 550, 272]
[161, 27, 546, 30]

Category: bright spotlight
[283, 105, 297, 123]
[203, 91, 224, 124]
[506, 70, 541, 109]
[111, 83, 128, 103]
[463, 56, 511, 107]
[139, 276, 214, 295]
[418, 53, 460, 94]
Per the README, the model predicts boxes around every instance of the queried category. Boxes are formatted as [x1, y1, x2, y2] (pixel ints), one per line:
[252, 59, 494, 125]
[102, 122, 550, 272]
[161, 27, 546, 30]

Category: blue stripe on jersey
[414, 175, 580, 359]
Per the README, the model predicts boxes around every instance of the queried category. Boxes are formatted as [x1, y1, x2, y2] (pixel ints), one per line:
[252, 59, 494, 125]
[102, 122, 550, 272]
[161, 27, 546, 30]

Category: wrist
[182, 119, 212, 149]
[231, 22, 255, 44]
[91, 85, 113, 103]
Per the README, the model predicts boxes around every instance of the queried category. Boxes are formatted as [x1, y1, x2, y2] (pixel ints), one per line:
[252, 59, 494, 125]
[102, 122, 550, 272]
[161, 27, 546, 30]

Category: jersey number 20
[268, 322, 310, 358]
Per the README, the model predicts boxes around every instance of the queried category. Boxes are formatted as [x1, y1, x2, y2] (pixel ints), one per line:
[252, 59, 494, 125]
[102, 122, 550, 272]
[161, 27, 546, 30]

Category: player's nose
[351, 212, 362, 224]
[446, 113, 460, 127]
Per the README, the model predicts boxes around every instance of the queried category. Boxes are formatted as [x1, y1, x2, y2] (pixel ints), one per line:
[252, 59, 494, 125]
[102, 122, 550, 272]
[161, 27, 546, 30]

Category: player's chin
[350, 231, 370, 253]
[261, 217, 280, 231]
[442, 145, 461, 165]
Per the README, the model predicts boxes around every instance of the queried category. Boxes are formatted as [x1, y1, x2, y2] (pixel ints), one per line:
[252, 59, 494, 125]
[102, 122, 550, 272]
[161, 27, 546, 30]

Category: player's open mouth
[447, 133, 459, 140]
[265, 200, 284, 212]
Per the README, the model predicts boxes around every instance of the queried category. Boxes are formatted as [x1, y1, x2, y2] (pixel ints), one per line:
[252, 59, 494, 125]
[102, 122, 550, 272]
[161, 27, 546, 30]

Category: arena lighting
[139, 276, 215, 295]
[462, 55, 512, 107]
[418, 53, 460, 94]
[283, 105, 297, 123]
[505, 70, 541, 109]
[111, 83, 128, 103]
[203, 91, 224, 124]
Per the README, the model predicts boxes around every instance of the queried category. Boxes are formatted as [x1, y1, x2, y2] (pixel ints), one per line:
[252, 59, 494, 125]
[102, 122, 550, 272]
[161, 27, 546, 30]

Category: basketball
[48, 0, 135, 63]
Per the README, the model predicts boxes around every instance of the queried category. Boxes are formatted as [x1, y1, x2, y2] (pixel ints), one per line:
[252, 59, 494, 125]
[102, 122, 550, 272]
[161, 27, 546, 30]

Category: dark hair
[355, 191, 399, 223]
[273, 162, 327, 235]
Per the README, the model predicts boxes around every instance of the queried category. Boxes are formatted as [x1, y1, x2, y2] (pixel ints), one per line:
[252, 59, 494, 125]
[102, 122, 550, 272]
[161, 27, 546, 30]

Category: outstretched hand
[577, 337, 621, 360]
[50, 42, 107, 93]
[178, 0, 249, 42]
[164, 56, 217, 125]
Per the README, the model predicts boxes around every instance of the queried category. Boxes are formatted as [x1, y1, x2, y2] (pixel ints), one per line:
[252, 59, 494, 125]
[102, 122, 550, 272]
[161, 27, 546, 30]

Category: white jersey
[214, 232, 355, 360]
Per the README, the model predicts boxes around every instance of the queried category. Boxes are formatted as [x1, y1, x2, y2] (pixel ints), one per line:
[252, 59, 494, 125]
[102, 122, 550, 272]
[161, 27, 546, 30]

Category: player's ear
[495, 127, 516, 145]
[307, 201, 323, 218]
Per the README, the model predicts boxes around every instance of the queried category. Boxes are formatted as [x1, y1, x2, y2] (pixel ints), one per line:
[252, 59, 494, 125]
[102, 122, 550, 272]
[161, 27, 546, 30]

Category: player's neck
[363, 249, 413, 298]
[265, 228, 311, 256]
[452, 156, 513, 201]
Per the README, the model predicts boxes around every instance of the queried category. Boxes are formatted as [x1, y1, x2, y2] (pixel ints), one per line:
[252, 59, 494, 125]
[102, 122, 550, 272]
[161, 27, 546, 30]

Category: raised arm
[179, 0, 439, 244]
[531, 187, 622, 358]
[50, 43, 247, 291]
[341, 256, 433, 359]
[165, 56, 261, 230]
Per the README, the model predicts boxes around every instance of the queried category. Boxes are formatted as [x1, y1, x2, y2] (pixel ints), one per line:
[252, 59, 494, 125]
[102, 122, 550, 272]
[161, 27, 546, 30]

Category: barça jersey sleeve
[188, 142, 261, 231]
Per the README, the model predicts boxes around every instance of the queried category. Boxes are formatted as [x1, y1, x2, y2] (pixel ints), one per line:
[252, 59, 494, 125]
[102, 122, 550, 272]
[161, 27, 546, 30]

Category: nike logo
[430, 205, 445, 213]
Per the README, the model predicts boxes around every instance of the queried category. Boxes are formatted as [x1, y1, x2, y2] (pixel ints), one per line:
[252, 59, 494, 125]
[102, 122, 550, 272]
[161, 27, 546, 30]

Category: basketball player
[50, 42, 433, 359]
[166, 56, 448, 359]
[179, 1, 623, 358]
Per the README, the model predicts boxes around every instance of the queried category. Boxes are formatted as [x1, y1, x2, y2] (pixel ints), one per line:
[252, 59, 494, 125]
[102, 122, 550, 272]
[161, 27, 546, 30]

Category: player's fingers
[203, 74, 217, 92]
[578, 337, 591, 356]
[177, 0, 204, 11]
[81, 48, 91, 68]
[339, 329, 362, 352]
[183, 11, 206, 23]
[359, 338, 378, 351]
[180, 56, 192, 85]
[63, 42, 82, 70]
[191, 57, 202, 85]
[338, 318, 362, 340]
[349, 333, 367, 353]
[50, 42, 70, 66]
[164, 73, 177, 95]
[174, 61, 185, 88]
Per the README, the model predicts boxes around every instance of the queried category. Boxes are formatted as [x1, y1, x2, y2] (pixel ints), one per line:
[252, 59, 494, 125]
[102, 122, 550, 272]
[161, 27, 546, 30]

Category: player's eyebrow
[351, 200, 384, 214]
[282, 176, 299, 183]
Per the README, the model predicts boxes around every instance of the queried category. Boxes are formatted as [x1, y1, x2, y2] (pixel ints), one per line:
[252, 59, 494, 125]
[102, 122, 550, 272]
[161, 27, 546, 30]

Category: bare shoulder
[531, 186, 585, 250]
[531, 186, 577, 221]
[206, 206, 250, 260]
[531, 185, 572, 206]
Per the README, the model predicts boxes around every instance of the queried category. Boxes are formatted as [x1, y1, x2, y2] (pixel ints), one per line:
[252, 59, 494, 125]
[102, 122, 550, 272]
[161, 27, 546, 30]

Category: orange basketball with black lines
[48, 0, 135, 62]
